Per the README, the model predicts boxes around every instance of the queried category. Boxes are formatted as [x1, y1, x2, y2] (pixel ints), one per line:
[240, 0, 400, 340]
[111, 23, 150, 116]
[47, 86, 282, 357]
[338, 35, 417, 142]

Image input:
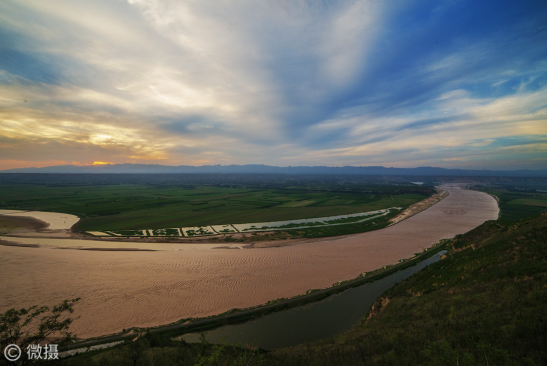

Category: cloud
[0, 0, 546, 169]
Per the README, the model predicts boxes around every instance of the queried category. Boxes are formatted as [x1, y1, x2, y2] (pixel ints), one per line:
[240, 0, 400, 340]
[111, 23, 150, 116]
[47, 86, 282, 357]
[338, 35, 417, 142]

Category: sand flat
[0, 185, 498, 339]
[0, 236, 242, 251]
[0, 210, 80, 230]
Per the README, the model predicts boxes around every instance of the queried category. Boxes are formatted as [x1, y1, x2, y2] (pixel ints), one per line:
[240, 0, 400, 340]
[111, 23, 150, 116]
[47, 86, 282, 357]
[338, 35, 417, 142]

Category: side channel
[180, 250, 447, 350]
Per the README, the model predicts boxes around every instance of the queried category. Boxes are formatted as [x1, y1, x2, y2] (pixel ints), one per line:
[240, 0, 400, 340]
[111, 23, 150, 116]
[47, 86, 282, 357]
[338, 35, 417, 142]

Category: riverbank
[388, 188, 449, 225]
[268, 213, 547, 365]
[59, 243, 449, 352]
[0, 185, 498, 339]
[49, 204, 546, 366]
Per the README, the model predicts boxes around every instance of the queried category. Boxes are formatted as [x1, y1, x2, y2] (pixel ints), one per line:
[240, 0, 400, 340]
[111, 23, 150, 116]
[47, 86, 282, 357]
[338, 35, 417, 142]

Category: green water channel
[181, 250, 447, 350]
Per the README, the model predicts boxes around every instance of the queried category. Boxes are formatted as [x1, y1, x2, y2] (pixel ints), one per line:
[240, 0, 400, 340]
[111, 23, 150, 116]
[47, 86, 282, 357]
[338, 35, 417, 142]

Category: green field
[473, 186, 547, 221]
[0, 182, 433, 232]
[508, 198, 547, 207]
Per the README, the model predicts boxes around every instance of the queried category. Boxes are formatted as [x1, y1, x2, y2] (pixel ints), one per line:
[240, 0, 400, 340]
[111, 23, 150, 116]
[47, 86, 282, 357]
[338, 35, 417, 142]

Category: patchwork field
[473, 186, 547, 220]
[0, 182, 433, 232]
[86, 209, 393, 237]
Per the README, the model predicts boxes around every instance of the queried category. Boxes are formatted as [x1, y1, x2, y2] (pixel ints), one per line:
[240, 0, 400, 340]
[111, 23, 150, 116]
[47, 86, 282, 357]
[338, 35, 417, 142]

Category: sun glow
[93, 161, 112, 165]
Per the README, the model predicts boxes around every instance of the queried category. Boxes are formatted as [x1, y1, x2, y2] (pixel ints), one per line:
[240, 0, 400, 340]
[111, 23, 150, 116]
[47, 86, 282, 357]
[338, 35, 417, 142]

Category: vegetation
[0, 298, 80, 365]
[324, 215, 378, 224]
[0, 178, 432, 232]
[472, 185, 547, 220]
[150, 229, 180, 237]
[267, 213, 547, 365]
[5, 176, 545, 364]
[46, 333, 265, 366]
[270, 209, 397, 239]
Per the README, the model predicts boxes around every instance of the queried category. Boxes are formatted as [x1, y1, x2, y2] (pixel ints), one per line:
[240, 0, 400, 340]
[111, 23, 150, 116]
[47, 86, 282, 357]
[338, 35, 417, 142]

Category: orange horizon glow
[93, 161, 113, 166]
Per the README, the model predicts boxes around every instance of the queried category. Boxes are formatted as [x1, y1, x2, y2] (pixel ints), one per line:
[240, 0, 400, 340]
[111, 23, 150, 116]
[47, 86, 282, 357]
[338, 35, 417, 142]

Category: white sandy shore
[0, 185, 498, 339]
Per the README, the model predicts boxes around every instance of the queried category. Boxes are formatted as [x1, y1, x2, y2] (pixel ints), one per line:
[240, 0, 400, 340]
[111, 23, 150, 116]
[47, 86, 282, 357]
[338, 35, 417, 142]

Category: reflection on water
[181, 250, 446, 350]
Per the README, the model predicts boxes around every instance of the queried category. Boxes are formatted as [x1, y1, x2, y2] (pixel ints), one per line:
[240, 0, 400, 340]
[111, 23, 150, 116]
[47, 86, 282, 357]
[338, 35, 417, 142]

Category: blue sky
[0, 0, 546, 169]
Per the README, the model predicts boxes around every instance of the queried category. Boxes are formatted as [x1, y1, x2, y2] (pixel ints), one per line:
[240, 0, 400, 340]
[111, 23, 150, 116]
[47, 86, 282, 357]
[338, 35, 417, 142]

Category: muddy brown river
[0, 185, 498, 339]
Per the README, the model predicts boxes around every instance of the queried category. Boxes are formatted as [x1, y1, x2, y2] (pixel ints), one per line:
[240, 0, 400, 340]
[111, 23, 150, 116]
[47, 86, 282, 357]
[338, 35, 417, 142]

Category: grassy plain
[0, 182, 432, 232]
[472, 185, 547, 220]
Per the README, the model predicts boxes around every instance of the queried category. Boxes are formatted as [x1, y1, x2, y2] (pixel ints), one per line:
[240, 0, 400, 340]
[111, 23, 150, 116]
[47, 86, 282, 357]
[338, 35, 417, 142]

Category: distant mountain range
[1, 163, 547, 177]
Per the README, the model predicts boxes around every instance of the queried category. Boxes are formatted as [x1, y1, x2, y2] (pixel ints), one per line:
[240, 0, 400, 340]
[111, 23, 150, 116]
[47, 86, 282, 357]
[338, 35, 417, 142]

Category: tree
[117, 337, 146, 366]
[0, 298, 80, 364]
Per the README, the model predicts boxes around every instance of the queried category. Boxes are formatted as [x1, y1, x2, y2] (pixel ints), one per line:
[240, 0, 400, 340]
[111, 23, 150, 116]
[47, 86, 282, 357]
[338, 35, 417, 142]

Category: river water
[181, 251, 446, 350]
[0, 185, 497, 339]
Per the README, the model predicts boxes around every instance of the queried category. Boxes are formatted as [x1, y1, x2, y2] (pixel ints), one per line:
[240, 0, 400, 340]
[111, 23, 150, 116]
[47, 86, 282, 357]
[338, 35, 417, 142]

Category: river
[0, 184, 498, 339]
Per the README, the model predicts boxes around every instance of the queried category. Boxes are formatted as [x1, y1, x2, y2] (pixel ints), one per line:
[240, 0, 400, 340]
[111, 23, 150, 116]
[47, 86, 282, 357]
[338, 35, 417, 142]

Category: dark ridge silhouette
[1, 163, 546, 177]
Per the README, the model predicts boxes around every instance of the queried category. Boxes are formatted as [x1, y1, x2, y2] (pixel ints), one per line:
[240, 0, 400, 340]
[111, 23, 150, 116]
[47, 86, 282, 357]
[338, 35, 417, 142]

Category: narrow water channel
[181, 250, 446, 350]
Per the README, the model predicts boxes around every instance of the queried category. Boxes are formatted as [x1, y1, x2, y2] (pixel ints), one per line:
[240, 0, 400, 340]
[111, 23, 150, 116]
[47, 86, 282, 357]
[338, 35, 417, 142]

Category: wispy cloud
[0, 0, 546, 169]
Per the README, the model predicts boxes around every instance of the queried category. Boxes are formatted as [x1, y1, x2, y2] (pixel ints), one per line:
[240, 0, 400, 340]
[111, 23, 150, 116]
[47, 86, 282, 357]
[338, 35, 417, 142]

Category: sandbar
[0, 210, 79, 230]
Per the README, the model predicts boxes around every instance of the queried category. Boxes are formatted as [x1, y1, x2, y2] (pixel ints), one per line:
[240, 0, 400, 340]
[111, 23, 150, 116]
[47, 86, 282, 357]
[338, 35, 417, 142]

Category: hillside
[271, 213, 547, 365]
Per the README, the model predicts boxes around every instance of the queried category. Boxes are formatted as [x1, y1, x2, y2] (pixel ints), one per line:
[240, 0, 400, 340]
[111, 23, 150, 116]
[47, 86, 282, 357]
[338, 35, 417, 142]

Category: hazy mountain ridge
[1, 164, 547, 177]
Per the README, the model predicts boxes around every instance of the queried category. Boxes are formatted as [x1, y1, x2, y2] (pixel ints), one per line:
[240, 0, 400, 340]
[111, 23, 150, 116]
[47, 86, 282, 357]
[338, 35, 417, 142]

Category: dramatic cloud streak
[1, 0, 546, 169]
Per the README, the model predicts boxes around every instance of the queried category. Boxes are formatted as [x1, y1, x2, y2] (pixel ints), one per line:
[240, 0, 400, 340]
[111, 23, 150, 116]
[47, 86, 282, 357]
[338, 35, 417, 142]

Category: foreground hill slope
[272, 214, 547, 365]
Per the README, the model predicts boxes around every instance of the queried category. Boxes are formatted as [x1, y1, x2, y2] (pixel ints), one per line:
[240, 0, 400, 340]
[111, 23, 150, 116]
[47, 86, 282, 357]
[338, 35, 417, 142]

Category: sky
[1, 0, 546, 170]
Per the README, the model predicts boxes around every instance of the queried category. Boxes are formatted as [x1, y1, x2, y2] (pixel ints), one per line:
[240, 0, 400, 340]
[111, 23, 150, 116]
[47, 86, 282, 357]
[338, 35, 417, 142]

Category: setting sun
[93, 161, 112, 165]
